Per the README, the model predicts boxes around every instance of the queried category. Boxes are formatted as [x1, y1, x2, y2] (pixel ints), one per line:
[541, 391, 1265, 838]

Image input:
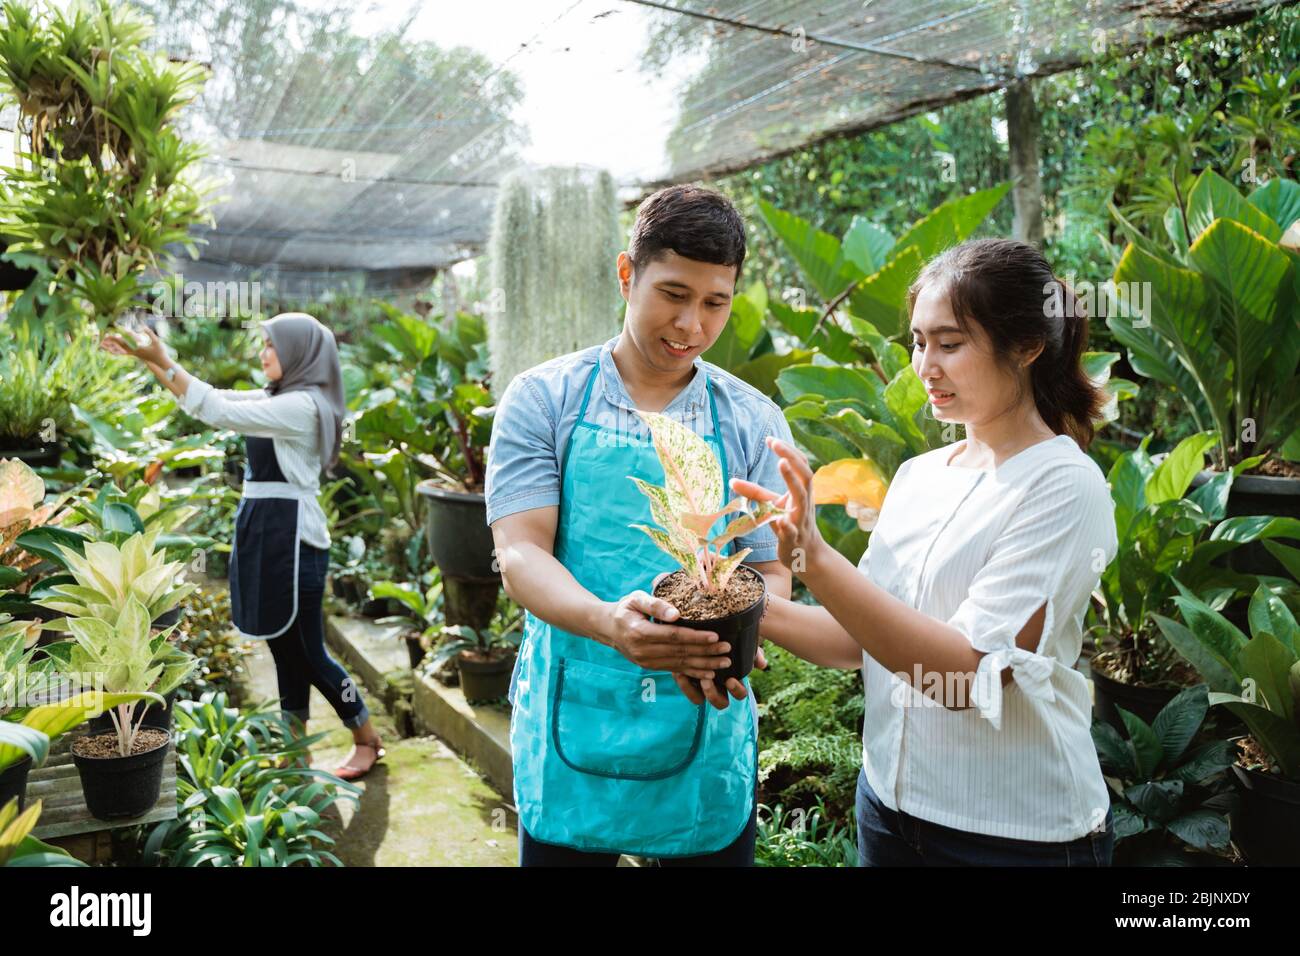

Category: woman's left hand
[100, 325, 167, 366]
[730, 436, 828, 577]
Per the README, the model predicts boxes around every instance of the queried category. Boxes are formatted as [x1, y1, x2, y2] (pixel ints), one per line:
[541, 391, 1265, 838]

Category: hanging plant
[0, 0, 215, 325]
[485, 165, 623, 395]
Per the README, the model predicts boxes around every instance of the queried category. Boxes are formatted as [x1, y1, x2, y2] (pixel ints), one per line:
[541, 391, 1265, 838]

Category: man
[486, 184, 794, 866]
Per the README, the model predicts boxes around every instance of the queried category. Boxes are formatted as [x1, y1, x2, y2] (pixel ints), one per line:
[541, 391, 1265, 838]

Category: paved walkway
[243, 640, 518, 866]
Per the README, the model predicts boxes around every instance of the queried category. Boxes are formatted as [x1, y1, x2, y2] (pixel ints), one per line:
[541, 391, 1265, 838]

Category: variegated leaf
[680, 497, 747, 539]
[627, 477, 697, 551]
[712, 499, 789, 551]
[712, 548, 754, 592]
[630, 523, 700, 578]
[637, 411, 721, 522]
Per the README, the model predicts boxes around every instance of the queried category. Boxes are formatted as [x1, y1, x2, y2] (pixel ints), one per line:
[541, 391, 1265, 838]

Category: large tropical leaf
[1187, 218, 1291, 397]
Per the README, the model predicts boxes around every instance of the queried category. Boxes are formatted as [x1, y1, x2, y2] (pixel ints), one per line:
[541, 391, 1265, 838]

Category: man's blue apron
[228, 435, 314, 640]
[509, 363, 758, 857]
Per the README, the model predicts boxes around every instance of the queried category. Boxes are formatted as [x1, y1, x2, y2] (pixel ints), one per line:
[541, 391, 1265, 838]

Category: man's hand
[672, 643, 766, 710]
[597, 589, 731, 680]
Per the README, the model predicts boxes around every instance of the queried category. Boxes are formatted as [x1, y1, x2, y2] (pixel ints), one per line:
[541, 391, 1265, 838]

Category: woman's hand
[730, 436, 829, 578]
[100, 325, 168, 366]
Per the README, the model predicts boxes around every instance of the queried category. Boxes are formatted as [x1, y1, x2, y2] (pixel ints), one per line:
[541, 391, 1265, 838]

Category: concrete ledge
[412, 670, 514, 801]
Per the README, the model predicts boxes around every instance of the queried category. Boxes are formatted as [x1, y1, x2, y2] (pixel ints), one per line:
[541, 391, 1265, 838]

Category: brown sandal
[332, 738, 385, 781]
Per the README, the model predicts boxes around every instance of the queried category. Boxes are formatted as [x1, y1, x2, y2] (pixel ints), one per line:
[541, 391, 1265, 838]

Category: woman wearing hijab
[101, 313, 385, 781]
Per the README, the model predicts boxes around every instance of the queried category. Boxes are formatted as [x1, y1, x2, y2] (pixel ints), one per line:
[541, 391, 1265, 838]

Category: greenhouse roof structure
[113, 0, 1296, 292]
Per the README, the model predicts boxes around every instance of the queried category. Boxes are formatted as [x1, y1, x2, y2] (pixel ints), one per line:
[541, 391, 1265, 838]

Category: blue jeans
[855, 767, 1113, 866]
[265, 545, 370, 730]
[519, 794, 758, 867]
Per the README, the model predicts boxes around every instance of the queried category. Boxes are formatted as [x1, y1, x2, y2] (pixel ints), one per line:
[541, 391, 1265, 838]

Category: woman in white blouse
[732, 239, 1119, 865]
[101, 314, 386, 781]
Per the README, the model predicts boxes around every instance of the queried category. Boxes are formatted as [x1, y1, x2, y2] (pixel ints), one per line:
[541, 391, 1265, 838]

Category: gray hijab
[262, 312, 345, 475]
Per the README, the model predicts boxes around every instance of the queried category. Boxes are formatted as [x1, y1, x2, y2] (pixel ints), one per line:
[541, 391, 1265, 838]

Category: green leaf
[1248, 583, 1298, 654]
[881, 366, 928, 454]
[846, 246, 923, 340]
[1123, 780, 1183, 825]
[1118, 706, 1164, 779]
[1247, 178, 1300, 233]
[1146, 431, 1218, 505]
[1091, 719, 1136, 778]
[1187, 169, 1283, 243]
[1166, 809, 1230, 852]
[756, 200, 860, 301]
[1150, 685, 1209, 768]
[891, 183, 1011, 260]
[12, 527, 89, 569]
[1170, 579, 1250, 670]
[1153, 614, 1239, 694]
[1237, 630, 1298, 725]
[1168, 739, 1235, 785]
[1112, 243, 1227, 442]
[101, 502, 145, 535]
[840, 217, 894, 275]
[1187, 218, 1292, 395]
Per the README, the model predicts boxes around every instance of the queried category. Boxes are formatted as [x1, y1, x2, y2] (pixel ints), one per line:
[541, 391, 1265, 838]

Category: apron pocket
[551, 656, 705, 780]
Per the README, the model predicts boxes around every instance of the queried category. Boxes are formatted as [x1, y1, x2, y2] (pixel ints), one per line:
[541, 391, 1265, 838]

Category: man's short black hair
[627, 184, 746, 281]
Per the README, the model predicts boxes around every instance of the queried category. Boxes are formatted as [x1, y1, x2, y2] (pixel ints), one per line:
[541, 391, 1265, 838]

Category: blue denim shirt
[485, 335, 795, 564]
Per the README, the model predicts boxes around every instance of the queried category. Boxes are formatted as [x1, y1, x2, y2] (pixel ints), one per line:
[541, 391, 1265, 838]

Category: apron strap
[242, 480, 318, 501]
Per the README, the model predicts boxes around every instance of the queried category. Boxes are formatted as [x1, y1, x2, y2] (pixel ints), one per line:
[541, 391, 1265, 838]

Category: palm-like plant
[1108, 169, 1300, 470]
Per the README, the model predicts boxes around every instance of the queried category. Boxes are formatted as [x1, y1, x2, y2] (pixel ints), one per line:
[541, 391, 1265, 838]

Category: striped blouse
[178, 378, 330, 549]
[858, 434, 1118, 842]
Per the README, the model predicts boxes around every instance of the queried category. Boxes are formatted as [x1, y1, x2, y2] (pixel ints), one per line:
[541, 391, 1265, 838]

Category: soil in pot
[653, 565, 766, 685]
[71, 728, 171, 821]
[0, 754, 33, 812]
[1229, 738, 1300, 866]
[1087, 652, 1194, 733]
[458, 648, 514, 703]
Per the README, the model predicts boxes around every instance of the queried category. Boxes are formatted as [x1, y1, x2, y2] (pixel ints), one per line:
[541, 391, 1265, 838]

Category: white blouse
[858, 433, 1117, 842]
[178, 379, 330, 549]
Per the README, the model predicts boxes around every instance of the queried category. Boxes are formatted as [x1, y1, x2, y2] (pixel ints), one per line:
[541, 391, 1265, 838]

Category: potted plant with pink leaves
[630, 411, 787, 684]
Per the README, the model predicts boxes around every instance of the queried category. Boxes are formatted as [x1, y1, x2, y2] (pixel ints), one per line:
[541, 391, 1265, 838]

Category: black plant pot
[0, 238, 37, 291]
[1229, 763, 1300, 865]
[458, 651, 514, 703]
[1188, 469, 1300, 578]
[405, 632, 426, 669]
[0, 444, 62, 469]
[653, 565, 766, 686]
[360, 597, 400, 619]
[1090, 665, 1180, 734]
[71, 730, 170, 821]
[85, 691, 177, 736]
[0, 754, 33, 812]
[151, 606, 183, 629]
[417, 482, 499, 581]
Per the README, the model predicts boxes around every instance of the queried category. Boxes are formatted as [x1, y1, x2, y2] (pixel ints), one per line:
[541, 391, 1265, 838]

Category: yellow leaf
[813, 458, 887, 512]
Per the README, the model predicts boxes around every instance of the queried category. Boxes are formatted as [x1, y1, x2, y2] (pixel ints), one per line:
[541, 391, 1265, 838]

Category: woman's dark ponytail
[1031, 278, 1105, 449]
[907, 239, 1107, 451]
